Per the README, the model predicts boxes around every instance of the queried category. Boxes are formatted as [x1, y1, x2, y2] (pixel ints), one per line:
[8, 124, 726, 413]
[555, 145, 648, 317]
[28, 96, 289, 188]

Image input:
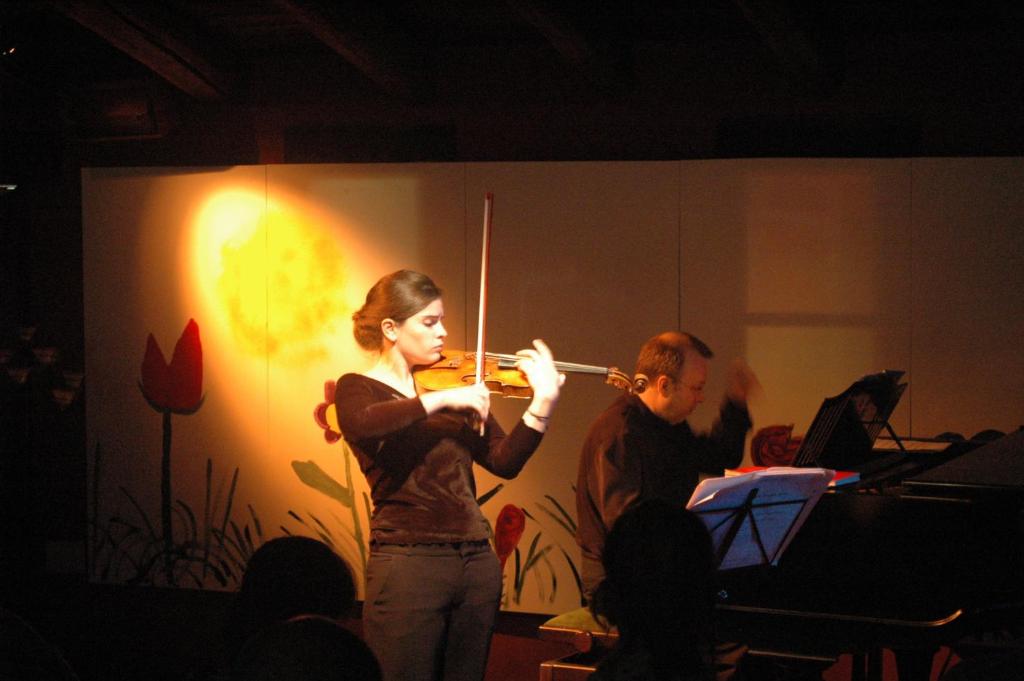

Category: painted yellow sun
[192, 189, 347, 367]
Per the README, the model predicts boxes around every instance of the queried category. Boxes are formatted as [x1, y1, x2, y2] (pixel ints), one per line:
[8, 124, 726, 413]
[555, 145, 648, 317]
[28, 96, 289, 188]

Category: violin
[413, 350, 635, 398]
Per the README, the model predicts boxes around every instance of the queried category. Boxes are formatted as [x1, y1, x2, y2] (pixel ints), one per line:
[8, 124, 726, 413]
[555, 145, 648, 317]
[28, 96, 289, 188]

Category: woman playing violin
[334, 269, 564, 681]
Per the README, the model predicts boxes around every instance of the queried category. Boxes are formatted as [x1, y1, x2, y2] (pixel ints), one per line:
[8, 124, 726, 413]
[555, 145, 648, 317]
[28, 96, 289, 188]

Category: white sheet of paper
[687, 468, 832, 569]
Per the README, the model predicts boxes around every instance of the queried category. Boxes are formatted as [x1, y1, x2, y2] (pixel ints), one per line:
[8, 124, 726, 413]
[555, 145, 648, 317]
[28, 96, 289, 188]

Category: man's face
[658, 352, 708, 425]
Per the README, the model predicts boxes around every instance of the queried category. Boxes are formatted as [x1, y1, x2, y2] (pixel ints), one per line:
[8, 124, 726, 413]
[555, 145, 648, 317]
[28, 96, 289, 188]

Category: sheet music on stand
[793, 369, 908, 470]
[686, 468, 833, 570]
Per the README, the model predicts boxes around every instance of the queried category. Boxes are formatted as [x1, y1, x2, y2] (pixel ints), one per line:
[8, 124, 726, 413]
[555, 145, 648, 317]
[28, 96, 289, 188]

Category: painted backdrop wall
[82, 159, 1023, 614]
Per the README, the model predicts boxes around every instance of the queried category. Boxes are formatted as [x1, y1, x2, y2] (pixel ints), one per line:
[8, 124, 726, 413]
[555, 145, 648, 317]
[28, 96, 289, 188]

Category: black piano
[540, 372, 1023, 681]
[716, 428, 1024, 681]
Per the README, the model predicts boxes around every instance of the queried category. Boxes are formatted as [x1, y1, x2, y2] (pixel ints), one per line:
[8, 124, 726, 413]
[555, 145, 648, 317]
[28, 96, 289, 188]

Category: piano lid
[717, 490, 1024, 630]
[903, 428, 1024, 498]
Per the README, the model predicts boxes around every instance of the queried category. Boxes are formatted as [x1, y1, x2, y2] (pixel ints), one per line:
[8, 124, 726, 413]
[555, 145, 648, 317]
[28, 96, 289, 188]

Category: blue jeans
[362, 541, 502, 681]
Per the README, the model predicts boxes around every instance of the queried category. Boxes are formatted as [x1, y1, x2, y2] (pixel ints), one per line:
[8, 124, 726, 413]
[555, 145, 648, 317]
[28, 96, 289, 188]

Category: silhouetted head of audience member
[231, 615, 381, 681]
[223, 536, 356, 664]
[590, 498, 717, 681]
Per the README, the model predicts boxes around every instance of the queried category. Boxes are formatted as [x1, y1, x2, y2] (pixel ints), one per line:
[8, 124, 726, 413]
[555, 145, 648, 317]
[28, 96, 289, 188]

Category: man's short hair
[634, 331, 713, 384]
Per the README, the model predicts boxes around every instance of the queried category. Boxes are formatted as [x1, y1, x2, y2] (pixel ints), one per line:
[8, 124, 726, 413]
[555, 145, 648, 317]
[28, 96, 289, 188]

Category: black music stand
[793, 370, 908, 470]
[686, 468, 832, 570]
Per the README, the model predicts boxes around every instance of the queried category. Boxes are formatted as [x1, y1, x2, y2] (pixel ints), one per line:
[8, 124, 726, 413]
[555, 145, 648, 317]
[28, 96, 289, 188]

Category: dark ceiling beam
[732, 0, 837, 94]
[270, 0, 422, 101]
[50, 1, 232, 101]
[503, 0, 624, 94]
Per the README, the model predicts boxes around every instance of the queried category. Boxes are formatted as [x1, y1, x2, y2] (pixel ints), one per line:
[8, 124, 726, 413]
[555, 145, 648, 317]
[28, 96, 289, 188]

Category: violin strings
[482, 352, 608, 375]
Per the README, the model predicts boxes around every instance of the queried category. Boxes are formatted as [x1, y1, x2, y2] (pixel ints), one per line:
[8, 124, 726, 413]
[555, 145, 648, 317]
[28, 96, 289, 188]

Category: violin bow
[474, 192, 494, 434]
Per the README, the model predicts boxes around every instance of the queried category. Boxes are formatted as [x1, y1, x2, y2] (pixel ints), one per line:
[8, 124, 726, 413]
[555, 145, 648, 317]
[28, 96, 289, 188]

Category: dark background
[3, 0, 1024, 363]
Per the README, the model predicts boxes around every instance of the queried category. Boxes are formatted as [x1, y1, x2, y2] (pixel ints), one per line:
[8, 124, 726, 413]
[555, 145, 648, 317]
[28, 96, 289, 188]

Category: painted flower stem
[161, 409, 173, 582]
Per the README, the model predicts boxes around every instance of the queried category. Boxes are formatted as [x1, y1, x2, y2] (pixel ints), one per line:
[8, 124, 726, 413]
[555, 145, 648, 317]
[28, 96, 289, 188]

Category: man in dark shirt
[575, 331, 760, 599]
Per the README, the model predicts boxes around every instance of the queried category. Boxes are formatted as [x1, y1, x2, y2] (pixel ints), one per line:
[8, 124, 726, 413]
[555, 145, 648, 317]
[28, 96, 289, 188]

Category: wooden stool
[537, 608, 617, 681]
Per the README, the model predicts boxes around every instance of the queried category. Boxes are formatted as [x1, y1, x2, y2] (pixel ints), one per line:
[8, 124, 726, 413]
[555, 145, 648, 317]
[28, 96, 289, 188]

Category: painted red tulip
[751, 424, 801, 467]
[494, 504, 526, 570]
[140, 318, 204, 414]
[313, 380, 342, 444]
[138, 317, 204, 582]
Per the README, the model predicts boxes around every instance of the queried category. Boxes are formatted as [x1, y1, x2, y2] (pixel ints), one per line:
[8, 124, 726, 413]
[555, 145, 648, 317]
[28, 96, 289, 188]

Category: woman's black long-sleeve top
[335, 373, 544, 545]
